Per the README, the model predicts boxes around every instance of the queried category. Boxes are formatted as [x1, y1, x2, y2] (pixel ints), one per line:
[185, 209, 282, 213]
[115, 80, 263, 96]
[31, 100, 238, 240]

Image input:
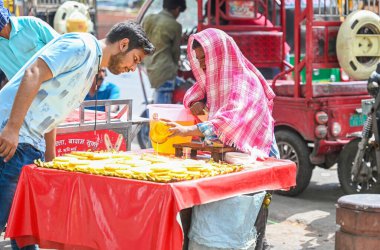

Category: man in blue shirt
[0, 3, 59, 181]
[0, 21, 154, 250]
[85, 67, 121, 112]
[0, 2, 58, 81]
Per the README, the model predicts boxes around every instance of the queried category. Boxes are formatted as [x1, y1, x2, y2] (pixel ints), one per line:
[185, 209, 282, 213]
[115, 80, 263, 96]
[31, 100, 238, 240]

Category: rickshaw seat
[271, 80, 368, 98]
[227, 31, 284, 68]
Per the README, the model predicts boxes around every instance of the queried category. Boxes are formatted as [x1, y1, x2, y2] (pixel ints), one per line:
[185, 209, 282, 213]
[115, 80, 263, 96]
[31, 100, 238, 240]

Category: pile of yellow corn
[34, 151, 243, 183]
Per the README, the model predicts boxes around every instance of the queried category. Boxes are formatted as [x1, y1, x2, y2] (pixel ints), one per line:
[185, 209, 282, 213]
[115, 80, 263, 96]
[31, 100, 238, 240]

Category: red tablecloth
[6, 158, 296, 250]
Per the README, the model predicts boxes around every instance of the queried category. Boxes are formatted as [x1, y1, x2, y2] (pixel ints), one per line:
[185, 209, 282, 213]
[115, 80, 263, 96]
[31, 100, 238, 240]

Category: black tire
[275, 130, 313, 196]
[338, 138, 380, 194]
[137, 109, 152, 149]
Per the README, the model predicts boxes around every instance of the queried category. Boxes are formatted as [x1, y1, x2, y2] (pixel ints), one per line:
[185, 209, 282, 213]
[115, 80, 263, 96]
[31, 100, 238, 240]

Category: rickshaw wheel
[338, 138, 380, 194]
[275, 130, 313, 197]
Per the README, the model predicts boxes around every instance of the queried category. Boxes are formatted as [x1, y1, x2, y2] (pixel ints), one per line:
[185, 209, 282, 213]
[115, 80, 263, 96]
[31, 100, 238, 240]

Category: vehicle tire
[337, 10, 380, 80]
[337, 138, 380, 194]
[275, 130, 313, 196]
[137, 109, 152, 149]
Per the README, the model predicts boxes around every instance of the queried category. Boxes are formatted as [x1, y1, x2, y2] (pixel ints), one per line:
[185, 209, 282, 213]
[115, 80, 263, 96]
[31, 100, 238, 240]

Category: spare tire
[53, 1, 94, 34]
[337, 10, 380, 80]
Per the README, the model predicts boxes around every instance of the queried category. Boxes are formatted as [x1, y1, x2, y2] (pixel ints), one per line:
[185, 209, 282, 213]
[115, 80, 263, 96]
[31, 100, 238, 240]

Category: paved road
[0, 233, 10, 249]
[267, 165, 343, 250]
[1, 164, 343, 250]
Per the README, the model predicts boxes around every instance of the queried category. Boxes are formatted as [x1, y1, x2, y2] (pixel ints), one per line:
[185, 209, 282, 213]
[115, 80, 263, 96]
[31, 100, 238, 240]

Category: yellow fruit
[64, 153, 89, 160]
[141, 153, 172, 163]
[115, 169, 133, 178]
[90, 153, 113, 160]
[104, 164, 131, 171]
[150, 121, 172, 144]
[69, 151, 94, 157]
[74, 165, 90, 173]
[69, 159, 91, 166]
[150, 171, 170, 176]
[119, 159, 151, 167]
[169, 173, 188, 179]
[112, 152, 139, 160]
[187, 170, 201, 177]
[170, 167, 188, 174]
[154, 175, 172, 183]
[53, 156, 77, 162]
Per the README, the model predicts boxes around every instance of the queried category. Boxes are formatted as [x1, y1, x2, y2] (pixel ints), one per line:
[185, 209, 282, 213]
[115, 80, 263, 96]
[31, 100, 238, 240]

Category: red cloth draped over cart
[6, 158, 296, 250]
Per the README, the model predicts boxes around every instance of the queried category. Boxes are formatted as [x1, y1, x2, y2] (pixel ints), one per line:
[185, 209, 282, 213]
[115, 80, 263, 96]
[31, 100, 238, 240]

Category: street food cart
[1, 1, 297, 248]
[5, 153, 296, 249]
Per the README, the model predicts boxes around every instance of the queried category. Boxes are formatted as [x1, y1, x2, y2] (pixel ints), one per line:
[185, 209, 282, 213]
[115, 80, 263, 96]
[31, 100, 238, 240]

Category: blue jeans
[153, 79, 176, 104]
[0, 143, 43, 250]
[269, 136, 280, 159]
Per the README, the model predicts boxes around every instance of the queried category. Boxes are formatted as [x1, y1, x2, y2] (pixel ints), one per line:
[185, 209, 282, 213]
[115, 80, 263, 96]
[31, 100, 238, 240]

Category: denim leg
[153, 80, 175, 104]
[0, 143, 43, 250]
[269, 135, 280, 159]
[0, 152, 24, 232]
[154, 90, 173, 104]
[11, 240, 39, 250]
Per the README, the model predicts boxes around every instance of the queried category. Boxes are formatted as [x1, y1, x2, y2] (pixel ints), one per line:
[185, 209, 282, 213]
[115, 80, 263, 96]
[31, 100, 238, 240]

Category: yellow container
[66, 19, 88, 33]
[148, 104, 195, 155]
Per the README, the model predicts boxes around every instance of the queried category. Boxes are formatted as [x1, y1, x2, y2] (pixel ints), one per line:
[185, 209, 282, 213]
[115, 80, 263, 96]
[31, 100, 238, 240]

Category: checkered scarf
[183, 28, 275, 154]
[0, 1, 10, 31]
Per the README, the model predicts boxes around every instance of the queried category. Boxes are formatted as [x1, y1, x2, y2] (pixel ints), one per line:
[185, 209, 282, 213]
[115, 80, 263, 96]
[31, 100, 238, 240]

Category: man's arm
[0, 58, 53, 162]
[172, 24, 182, 63]
[44, 128, 56, 161]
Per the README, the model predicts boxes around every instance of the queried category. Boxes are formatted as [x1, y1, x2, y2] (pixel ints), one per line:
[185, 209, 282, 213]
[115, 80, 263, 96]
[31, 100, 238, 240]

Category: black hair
[163, 0, 186, 12]
[192, 39, 202, 49]
[106, 21, 155, 55]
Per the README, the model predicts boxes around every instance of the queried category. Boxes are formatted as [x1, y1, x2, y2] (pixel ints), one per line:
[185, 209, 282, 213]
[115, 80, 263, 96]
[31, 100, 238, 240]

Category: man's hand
[190, 101, 206, 116]
[0, 125, 19, 162]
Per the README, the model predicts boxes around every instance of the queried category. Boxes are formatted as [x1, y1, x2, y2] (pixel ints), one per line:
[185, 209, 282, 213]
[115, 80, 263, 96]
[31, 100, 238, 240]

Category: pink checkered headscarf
[183, 28, 275, 154]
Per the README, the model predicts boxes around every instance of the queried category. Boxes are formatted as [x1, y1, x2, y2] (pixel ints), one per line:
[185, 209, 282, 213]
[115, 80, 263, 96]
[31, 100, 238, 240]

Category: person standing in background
[142, 0, 186, 104]
[85, 67, 120, 112]
[0, 1, 58, 82]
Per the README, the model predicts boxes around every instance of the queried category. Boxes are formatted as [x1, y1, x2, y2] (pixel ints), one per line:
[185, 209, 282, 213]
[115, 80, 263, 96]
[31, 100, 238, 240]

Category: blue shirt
[0, 32, 102, 152]
[0, 16, 58, 80]
[84, 81, 120, 111]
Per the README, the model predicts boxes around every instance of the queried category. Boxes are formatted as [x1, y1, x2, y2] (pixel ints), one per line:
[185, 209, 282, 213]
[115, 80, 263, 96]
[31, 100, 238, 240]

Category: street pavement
[267, 165, 342, 250]
[1, 160, 342, 250]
